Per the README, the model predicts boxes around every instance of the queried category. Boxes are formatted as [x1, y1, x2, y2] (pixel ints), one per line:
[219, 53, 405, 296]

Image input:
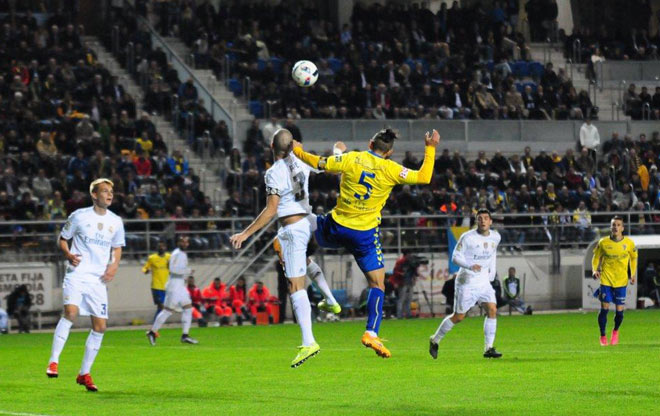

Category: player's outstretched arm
[629, 243, 638, 284]
[397, 129, 440, 185]
[291, 141, 323, 169]
[229, 194, 280, 249]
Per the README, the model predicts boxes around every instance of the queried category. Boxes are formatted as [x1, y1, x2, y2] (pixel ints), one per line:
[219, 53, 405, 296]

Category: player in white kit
[46, 178, 125, 391]
[429, 209, 503, 359]
[147, 236, 198, 345]
[230, 128, 338, 368]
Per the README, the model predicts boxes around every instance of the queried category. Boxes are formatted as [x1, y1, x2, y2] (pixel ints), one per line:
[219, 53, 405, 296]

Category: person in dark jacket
[7, 285, 32, 333]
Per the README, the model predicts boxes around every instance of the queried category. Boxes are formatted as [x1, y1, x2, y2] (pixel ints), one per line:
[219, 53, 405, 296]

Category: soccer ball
[291, 60, 318, 87]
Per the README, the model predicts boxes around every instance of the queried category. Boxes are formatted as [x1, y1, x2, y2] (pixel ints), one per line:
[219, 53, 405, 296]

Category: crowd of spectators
[147, 0, 597, 121]
[220, 115, 660, 251]
[0, 12, 223, 254]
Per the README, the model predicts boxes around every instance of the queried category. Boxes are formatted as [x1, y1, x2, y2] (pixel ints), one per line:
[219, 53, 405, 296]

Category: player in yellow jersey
[592, 216, 638, 346]
[142, 241, 171, 322]
[293, 128, 440, 358]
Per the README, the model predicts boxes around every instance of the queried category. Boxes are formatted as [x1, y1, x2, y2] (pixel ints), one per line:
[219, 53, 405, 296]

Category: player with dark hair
[429, 209, 503, 359]
[292, 127, 440, 358]
[592, 216, 638, 346]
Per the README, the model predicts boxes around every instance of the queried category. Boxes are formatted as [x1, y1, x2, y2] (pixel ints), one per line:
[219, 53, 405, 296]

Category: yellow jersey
[591, 236, 638, 287]
[142, 252, 171, 290]
[294, 146, 435, 230]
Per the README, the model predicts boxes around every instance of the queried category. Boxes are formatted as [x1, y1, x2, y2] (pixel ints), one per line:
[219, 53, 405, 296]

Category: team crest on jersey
[622, 244, 626, 250]
[97, 223, 103, 231]
[108, 226, 114, 233]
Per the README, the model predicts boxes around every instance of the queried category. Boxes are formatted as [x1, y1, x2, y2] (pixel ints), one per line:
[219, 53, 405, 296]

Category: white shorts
[163, 278, 192, 309]
[277, 214, 316, 278]
[454, 284, 496, 314]
[63, 277, 109, 319]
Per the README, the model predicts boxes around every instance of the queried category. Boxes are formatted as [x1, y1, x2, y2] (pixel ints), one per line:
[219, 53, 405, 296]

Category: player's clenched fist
[425, 129, 440, 147]
[67, 253, 81, 266]
[229, 233, 248, 249]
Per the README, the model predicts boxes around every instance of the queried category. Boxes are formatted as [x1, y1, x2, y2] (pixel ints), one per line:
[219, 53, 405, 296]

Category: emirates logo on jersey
[97, 223, 103, 231]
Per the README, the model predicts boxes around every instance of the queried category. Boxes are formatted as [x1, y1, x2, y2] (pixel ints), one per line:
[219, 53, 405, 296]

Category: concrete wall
[12, 247, 586, 327]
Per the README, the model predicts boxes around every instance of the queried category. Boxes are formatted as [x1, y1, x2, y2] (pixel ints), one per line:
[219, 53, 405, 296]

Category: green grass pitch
[1, 310, 659, 416]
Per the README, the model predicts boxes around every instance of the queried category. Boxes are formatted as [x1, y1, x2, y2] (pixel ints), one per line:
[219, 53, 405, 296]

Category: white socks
[151, 309, 172, 332]
[49, 318, 73, 363]
[80, 330, 104, 375]
[182, 308, 192, 335]
[432, 316, 455, 343]
[307, 260, 337, 306]
[484, 318, 497, 350]
[291, 290, 315, 346]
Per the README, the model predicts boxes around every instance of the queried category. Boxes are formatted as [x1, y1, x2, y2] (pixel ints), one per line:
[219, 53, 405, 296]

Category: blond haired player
[592, 216, 638, 346]
[47, 178, 125, 392]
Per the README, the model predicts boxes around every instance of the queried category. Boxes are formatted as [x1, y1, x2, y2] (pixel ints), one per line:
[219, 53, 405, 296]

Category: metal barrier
[2, 211, 657, 262]
[597, 61, 660, 86]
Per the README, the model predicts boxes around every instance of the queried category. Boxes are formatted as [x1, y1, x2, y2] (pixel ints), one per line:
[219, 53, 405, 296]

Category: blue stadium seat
[327, 57, 343, 73]
[248, 100, 263, 118]
[529, 61, 544, 78]
[257, 58, 266, 71]
[270, 57, 284, 73]
[512, 61, 529, 77]
[228, 78, 242, 96]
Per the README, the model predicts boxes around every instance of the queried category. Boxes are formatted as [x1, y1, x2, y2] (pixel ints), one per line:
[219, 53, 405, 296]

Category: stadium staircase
[529, 42, 619, 121]
[163, 37, 254, 121]
[83, 36, 224, 204]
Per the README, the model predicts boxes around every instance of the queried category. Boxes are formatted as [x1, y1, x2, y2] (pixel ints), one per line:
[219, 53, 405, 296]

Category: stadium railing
[1, 211, 656, 261]
[596, 61, 660, 90]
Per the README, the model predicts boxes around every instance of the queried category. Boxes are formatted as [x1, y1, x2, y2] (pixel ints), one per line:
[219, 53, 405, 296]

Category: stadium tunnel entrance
[582, 235, 660, 310]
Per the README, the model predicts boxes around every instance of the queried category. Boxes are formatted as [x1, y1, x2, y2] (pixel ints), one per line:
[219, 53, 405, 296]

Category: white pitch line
[0, 411, 55, 416]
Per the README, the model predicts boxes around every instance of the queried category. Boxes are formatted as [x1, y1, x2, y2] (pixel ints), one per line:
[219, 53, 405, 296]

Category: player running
[429, 209, 503, 359]
[592, 216, 638, 346]
[230, 128, 338, 368]
[293, 128, 440, 358]
[147, 236, 199, 345]
[47, 178, 125, 392]
[142, 241, 171, 322]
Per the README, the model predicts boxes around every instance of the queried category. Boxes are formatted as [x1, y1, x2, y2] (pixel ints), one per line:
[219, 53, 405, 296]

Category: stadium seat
[257, 58, 266, 71]
[529, 61, 544, 78]
[270, 57, 284, 73]
[228, 78, 242, 96]
[248, 100, 264, 118]
[327, 57, 343, 73]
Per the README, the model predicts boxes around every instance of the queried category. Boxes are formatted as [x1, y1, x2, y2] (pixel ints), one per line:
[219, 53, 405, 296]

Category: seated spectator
[502, 267, 533, 314]
[186, 276, 207, 327]
[7, 285, 32, 333]
[202, 277, 233, 325]
[229, 276, 253, 325]
[248, 280, 278, 324]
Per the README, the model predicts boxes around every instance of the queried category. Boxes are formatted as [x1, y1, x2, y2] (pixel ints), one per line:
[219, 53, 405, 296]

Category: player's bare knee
[451, 313, 465, 323]
[288, 276, 306, 293]
[63, 305, 78, 321]
[92, 319, 106, 333]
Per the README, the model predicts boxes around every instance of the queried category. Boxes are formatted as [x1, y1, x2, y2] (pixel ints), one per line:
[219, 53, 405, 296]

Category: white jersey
[60, 206, 125, 283]
[168, 248, 191, 279]
[265, 154, 315, 218]
[452, 229, 500, 287]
